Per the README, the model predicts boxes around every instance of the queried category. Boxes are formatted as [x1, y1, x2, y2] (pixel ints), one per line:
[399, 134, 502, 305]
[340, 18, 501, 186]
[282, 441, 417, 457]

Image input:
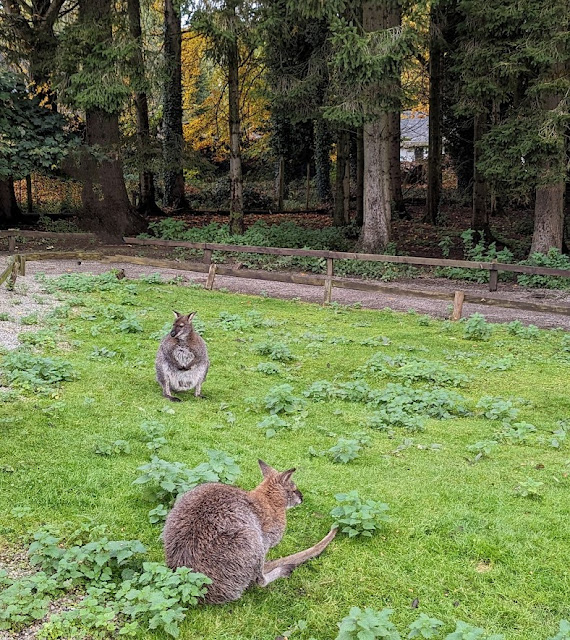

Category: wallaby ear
[173, 310, 181, 319]
[258, 459, 277, 478]
[280, 468, 296, 482]
[186, 311, 197, 322]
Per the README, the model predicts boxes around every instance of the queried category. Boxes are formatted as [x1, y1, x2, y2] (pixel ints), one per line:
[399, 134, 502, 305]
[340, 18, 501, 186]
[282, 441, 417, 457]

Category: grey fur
[155, 311, 209, 402]
[162, 460, 337, 604]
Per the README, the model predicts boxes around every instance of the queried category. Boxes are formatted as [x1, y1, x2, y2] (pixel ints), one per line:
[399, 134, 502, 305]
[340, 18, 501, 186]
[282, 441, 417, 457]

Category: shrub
[463, 313, 492, 341]
[253, 340, 295, 362]
[518, 249, 570, 289]
[263, 384, 306, 414]
[1, 350, 75, 392]
[335, 607, 400, 640]
[331, 490, 390, 538]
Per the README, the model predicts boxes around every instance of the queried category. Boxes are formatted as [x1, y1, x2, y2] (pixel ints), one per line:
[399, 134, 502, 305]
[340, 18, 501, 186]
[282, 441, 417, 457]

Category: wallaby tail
[263, 527, 338, 573]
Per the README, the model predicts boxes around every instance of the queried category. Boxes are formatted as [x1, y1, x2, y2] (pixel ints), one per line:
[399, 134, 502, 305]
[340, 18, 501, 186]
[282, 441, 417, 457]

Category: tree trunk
[227, 12, 244, 234]
[334, 130, 350, 226]
[387, 0, 405, 218]
[426, 2, 444, 225]
[471, 112, 489, 235]
[127, 0, 161, 216]
[531, 184, 565, 254]
[314, 117, 332, 202]
[0, 178, 22, 223]
[530, 88, 566, 254]
[356, 126, 364, 226]
[163, 0, 187, 210]
[77, 0, 146, 241]
[26, 175, 33, 213]
[79, 108, 146, 240]
[389, 112, 406, 217]
[359, 1, 392, 252]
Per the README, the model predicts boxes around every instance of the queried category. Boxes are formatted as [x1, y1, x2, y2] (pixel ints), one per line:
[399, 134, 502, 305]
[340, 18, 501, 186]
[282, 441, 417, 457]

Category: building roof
[401, 111, 429, 148]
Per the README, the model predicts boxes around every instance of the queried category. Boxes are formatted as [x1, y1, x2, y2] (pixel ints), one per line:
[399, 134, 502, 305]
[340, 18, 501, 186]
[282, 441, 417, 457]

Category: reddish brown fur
[162, 461, 335, 604]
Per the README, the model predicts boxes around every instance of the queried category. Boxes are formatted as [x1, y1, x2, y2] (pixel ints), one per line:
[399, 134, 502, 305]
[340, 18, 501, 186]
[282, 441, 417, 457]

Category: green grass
[1, 274, 570, 639]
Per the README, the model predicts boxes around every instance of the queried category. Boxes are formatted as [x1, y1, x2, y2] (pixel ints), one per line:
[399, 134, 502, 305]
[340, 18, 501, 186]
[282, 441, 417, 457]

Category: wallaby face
[155, 310, 209, 402]
[162, 459, 337, 604]
[258, 460, 303, 508]
[170, 311, 195, 339]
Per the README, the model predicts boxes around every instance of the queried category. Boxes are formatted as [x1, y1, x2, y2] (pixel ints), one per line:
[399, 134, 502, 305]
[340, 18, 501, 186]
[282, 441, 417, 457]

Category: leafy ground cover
[1, 272, 569, 639]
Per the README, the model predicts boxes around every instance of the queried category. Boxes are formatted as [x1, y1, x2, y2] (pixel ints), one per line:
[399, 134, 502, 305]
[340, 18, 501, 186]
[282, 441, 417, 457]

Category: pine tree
[56, 0, 146, 239]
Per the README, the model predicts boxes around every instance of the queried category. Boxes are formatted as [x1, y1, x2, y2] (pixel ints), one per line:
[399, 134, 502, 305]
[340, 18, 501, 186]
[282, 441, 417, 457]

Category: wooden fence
[122, 236, 570, 294]
[2, 229, 570, 318]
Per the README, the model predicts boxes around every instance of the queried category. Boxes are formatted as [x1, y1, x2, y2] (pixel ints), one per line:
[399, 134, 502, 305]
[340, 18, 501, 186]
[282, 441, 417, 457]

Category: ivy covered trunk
[472, 112, 489, 235]
[127, 0, 161, 216]
[0, 178, 22, 223]
[228, 14, 244, 235]
[427, 1, 444, 225]
[163, 0, 187, 210]
[314, 118, 332, 202]
[334, 129, 350, 226]
[359, 1, 392, 252]
[355, 126, 364, 226]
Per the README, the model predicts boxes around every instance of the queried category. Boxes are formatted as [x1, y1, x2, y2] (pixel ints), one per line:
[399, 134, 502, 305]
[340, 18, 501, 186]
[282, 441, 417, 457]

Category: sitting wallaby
[163, 460, 337, 604]
[155, 311, 209, 402]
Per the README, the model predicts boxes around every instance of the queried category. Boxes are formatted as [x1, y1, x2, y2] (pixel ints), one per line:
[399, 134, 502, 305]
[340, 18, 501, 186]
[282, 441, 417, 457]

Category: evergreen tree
[453, 0, 569, 252]
[56, 0, 146, 239]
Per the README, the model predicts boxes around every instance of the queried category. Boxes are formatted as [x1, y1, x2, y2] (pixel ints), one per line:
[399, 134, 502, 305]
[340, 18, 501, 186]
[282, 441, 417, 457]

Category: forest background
[0, 0, 569, 264]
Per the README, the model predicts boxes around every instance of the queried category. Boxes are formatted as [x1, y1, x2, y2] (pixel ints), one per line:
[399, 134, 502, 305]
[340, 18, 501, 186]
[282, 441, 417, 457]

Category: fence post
[489, 262, 498, 292]
[451, 291, 465, 320]
[7, 233, 16, 253]
[203, 248, 213, 265]
[323, 257, 334, 304]
[205, 263, 217, 290]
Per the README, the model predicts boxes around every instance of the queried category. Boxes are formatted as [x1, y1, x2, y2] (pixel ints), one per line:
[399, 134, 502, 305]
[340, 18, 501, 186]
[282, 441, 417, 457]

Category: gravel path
[1, 257, 569, 353]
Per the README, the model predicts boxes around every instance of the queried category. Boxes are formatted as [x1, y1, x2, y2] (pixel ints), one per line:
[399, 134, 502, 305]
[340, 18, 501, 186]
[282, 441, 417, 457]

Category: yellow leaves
[181, 32, 270, 162]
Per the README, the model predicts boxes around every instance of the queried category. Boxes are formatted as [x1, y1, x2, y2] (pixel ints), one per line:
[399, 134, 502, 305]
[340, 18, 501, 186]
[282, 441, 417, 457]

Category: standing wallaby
[162, 460, 337, 604]
[155, 311, 209, 402]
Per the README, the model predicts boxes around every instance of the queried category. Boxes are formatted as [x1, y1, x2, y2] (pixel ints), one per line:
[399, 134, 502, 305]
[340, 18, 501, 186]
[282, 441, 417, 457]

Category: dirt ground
[1, 257, 569, 346]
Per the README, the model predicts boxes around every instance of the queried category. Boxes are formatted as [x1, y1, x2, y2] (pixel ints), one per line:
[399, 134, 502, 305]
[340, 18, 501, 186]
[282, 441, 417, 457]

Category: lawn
[1, 272, 569, 639]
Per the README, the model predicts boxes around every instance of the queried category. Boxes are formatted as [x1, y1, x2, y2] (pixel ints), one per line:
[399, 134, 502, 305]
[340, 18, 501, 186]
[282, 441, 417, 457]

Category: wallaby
[155, 311, 209, 402]
[162, 460, 337, 604]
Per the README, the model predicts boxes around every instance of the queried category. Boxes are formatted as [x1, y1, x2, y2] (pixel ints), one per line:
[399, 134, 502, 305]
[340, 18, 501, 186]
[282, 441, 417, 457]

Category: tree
[57, 0, 146, 240]
[0, 71, 70, 222]
[192, 0, 260, 233]
[127, 0, 162, 215]
[426, 0, 444, 225]
[163, 0, 188, 210]
[263, 1, 332, 204]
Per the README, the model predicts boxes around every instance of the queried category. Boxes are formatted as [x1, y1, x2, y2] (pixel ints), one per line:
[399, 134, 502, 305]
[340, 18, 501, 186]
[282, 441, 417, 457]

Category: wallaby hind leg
[262, 527, 337, 579]
[161, 378, 181, 402]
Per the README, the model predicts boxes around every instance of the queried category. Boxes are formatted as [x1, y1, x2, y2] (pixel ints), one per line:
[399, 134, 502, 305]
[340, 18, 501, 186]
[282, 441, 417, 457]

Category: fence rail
[122, 236, 570, 293]
[2, 230, 570, 318]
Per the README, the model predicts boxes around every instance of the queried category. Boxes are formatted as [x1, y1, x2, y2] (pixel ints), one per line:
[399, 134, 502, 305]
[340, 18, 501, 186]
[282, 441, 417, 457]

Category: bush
[331, 490, 390, 538]
[1, 350, 75, 392]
